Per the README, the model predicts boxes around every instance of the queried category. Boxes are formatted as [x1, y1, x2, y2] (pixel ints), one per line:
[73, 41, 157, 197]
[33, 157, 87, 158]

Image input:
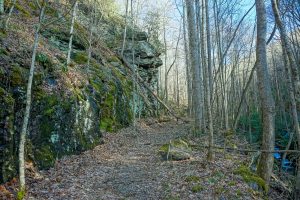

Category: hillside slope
[0, 0, 162, 183]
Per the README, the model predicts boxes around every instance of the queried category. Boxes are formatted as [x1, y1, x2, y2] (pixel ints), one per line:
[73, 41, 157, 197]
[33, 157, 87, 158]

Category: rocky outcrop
[0, 2, 162, 184]
[121, 31, 162, 91]
[118, 31, 163, 115]
[0, 26, 133, 184]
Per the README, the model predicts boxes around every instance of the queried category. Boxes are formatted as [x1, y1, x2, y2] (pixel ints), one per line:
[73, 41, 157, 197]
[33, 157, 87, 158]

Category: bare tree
[0, 0, 3, 15]
[121, 0, 129, 56]
[66, 0, 78, 67]
[255, 0, 275, 185]
[182, 1, 192, 116]
[271, 0, 300, 197]
[19, 1, 47, 195]
[204, 0, 214, 161]
[185, 0, 202, 132]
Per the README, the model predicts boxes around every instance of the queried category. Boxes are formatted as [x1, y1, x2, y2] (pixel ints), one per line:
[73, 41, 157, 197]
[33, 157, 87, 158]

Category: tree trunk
[185, 0, 202, 132]
[121, 0, 129, 56]
[271, 0, 300, 197]
[0, 0, 4, 15]
[203, 0, 214, 161]
[19, 4, 46, 194]
[87, 0, 96, 74]
[163, 22, 168, 102]
[255, 0, 275, 185]
[271, 0, 300, 105]
[130, 0, 137, 128]
[182, 3, 192, 116]
[66, 0, 78, 67]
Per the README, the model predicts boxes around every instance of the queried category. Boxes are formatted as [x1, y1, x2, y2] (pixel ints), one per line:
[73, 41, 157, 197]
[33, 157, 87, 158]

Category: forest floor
[1, 119, 289, 200]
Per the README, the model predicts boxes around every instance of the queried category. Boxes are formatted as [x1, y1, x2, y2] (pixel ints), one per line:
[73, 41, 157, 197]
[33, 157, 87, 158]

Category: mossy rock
[234, 165, 268, 192]
[159, 139, 191, 161]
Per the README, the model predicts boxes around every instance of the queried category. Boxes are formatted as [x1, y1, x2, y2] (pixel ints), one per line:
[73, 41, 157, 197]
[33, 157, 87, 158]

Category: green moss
[39, 120, 53, 139]
[74, 87, 85, 101]
[0, 87, 5, 96]
[34, 145, 55, 169]
[15, 3, 31, 17]
[159, 144, 169, 152]
[234, 165, 268, 192]
[0, 88, 14, 105]
[185, 175, 200, 183]
[34, 87, 47, 100]
[215, 187, 225, 195]
[0, 29, 7, 38]
[10, 65, 22, 86]
[44, 107, 55, 116]
[9, 64, 28, 86]
[236, 189, 242, 197]
[228, 181, 237, 186]
[17, 188, 25, 200]
[100, 117, 114, 132]
[73, 52, 88, 64]
[225, 129, 235, 137]
[108, 55, 120, 63]
[159, 139, 191, 153]
[36, 52, 55, 71]
[28, 2, 37, 10]
[0, 87, 14, 117]
[0, 47, 9, 55]
[90, 80, 102, 92]
[191, 184, 203, 193]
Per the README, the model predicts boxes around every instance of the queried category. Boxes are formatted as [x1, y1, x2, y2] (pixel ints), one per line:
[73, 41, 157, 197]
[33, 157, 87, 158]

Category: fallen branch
[194, 144, 300, 154]
[271, 174, 292, 193]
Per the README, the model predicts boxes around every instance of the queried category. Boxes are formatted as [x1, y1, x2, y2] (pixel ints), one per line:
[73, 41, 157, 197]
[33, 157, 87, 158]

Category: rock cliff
[0, 1, 162, 183]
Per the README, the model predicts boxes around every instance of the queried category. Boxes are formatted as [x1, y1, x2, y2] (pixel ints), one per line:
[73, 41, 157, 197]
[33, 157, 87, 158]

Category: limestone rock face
[159, 139, 192, 161]
[120, 31, 162, 116]
[0, 26, 133, 184]
[122, 31, 162, 89]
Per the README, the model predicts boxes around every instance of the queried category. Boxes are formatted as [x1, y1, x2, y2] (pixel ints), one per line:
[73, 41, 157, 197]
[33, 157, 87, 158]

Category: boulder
[159, 139, 192, 161]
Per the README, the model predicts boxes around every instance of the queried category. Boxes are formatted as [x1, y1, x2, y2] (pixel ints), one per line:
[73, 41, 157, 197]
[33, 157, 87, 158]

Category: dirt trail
[26, 120, 280, 200]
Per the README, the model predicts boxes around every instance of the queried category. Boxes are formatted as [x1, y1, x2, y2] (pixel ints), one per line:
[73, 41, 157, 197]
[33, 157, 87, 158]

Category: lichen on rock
[159, 139, 191, 161]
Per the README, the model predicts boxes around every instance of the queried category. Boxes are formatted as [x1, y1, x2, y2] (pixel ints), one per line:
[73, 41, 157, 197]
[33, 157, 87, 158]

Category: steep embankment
[0, 0, 162, 183]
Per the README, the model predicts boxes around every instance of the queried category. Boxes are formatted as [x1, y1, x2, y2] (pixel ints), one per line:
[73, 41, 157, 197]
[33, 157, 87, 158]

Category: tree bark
[271, 0, 300, 106]
[0, 0, 4, 15]
[203, 0, 214, 161]
[182, 3, 192, 116]
[121, 0, 129, 56]
[255, 0, 275, 185]
[185, 0, 202, 132]
[66, 0, 78, 67]
[19, 3, 46, 194]
[271, 0, 300, 197]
